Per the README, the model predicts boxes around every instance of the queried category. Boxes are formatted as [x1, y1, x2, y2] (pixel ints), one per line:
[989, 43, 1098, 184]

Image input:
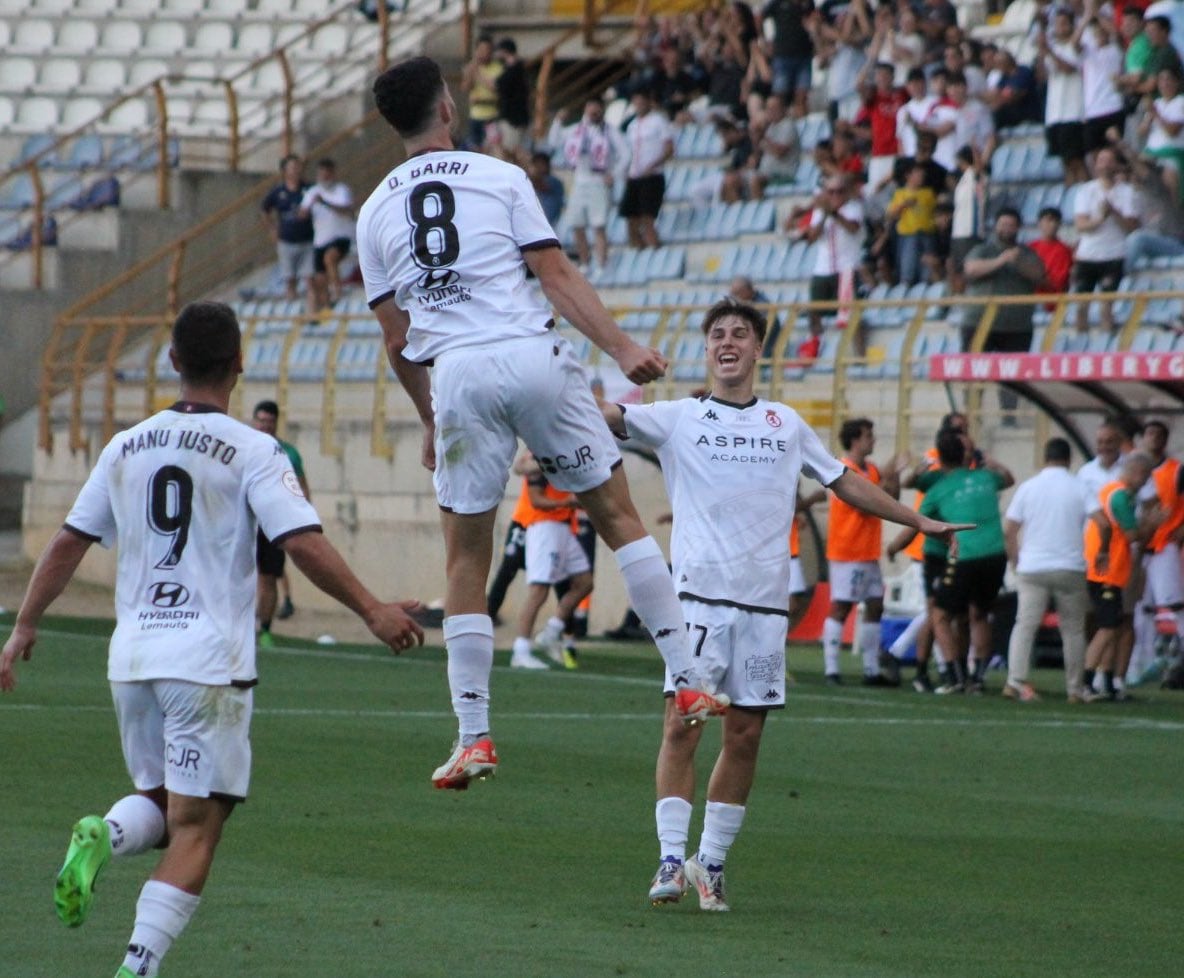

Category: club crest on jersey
[282, 471, 305, 497]
[417, 268, 461, 291]
[765, 410, 782, 428]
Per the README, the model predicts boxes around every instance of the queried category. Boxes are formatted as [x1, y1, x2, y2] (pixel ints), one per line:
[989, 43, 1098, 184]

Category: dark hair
[1143, 419, 1170, 438]
[874, 61, 894, 74]
[996, 206, 1022, 224]
[699, 299, 768, 345]
[1038, 206, 1063, 222]
[907, 67, 926, 83]
[955, 145, 974, 166]
[839, 417, 874, 450]
[1044, 437, 1071, 463]
[1112, 413, 1142, 440]
[947, 71, 967, 86]
[373, 56, 445, 138]
[530, 151, 551, 167]
[936, 429, 966, 467]
[940, 411, 967, 432]
[930, 67, 950, 81]
[171, 302, 241, 384]
[317, 158, 336, 170]
[495, 37, 517, 54]
[254, 399, 279, 418]
[279, 154, 300, 170]
[584, 94, 604, 107]
[1149, 15, 1171, 32]
[917, 132, 937, 151]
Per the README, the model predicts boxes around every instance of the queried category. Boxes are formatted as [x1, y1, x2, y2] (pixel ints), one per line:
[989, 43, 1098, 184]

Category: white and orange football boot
[431, 737, 498, 790]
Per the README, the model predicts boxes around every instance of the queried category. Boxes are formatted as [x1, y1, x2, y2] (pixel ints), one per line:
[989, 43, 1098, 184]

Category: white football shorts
[564, 179, 612, 230]
[663, 600, 787, 709]
[788, 556, 806, 596]
[524, 519, 592, 585]
[1142, 542, 1184, 607]
[111, 679, 253, 801]
[431, 332, 621, 514]
[829, 560, 885, 604]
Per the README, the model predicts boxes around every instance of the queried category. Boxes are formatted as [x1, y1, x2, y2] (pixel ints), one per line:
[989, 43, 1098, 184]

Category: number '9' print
[147, 465, 193, 569]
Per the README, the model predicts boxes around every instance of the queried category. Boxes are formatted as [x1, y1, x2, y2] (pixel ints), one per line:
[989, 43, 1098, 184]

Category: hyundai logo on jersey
[148, 582, 191, 609]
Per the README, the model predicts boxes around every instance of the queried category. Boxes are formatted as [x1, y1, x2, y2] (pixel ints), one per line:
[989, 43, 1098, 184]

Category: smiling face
[706, 313, 761, 389]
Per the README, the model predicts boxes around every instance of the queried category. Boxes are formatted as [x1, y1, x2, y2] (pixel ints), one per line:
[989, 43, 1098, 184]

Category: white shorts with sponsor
[663, 600, 787, 709]
[111, 679, 253, 800]
[524, 519, 591, 584]
[788, 556, 806, 596]
[431, 332, 621, 514]
[565, 178, 612, 229]
[829, 560, 885, 603]
[1142, 542, 1184, 607]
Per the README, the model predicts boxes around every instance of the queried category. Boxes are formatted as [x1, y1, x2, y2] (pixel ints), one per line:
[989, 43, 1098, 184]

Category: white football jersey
[623, 395, 846, 614]
[64, 403, 321, 686]
[356, 150, 559, 363]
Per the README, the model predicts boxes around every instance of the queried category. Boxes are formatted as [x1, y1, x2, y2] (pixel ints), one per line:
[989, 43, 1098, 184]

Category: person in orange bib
[1084, 453, 1158, 702]
[822, 418, 905, 686]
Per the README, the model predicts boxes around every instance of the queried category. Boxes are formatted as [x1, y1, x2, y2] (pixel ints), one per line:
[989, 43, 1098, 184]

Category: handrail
[42, 289, 1184, 463]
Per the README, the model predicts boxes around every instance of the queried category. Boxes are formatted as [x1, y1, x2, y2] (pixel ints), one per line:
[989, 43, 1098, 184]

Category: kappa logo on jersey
[765, 410, 782, 428]
[416, 268, 461, 291]
[703, 409, 719, 421]
[148, 581, 190, 609]
[536, 444, 595, 475]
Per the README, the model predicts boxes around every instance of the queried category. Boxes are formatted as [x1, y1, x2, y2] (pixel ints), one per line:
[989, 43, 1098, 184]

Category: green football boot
[54, 815, 111, 927]
[114, 968, 139, 978]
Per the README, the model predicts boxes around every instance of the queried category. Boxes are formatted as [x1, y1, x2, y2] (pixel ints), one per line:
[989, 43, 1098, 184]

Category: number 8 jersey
[356, 150, 561, 364]
[63, 403, 321, 686]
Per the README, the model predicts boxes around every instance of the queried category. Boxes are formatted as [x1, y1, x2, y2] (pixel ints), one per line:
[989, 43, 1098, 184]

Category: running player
[821, 418, 906, 686]
[357, 57, 726, 791]
[601, 301, 968, 912]
[0, 302, 422, 978]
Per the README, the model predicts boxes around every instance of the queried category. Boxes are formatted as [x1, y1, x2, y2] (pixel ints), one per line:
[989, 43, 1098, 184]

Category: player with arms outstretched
[602, 301, 969, 911]
[356, 56, 727, 791]
[0, 302, 422, 978]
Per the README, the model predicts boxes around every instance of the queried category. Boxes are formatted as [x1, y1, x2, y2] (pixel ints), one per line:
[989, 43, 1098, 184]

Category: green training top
[280, 439, 305, 480]
[918, 468, 1007, 560]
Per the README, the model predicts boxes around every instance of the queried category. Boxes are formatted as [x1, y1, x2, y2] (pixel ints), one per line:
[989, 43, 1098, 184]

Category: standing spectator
[1030, 206, 1075, 297]
[492, 38, 531, 163]
[948, 146, 985, 293]
[527, 152, 565, 226]
[1039, 8, 1089, 185]
[460, 36, 502, 150]
[560, 96, 627, 273]
[1003, 437, 1090, 703]
[896, 131, 952, 195]
[1136, 15, 1184, 97]
[919, 69, 963, 173]
[805, 174, 865, 336]
[260, 154, 314, 315]
[1078, 11, 1128, 159]
[886, 5, 926, 86]
[818, 0, 871, 124]
[1072, 146, 1140, 332]
[821, 417, 905, 686]
[896, 68, 936, 161]
[945, 42, 987, 97]
[854, 61, 908, 198]
[983, 49, 1041, 130]
[1138, 67, 1184, 202]
[761, 0, 818, 117]
[886, 162, 937, 285]
[919, 0, 959, 62]
[651, 46, 702, 122]
[962, 208, 1045, 353]
[299, 158, 354, 311]
[1077, 417, 1126, 508]
[948, 72, 996, 169]
[620, 89, 675, 249]
[750, 93, 801, 196]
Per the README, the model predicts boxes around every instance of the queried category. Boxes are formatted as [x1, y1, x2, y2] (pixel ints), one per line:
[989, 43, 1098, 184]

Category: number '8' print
[407, 182, 460, 269]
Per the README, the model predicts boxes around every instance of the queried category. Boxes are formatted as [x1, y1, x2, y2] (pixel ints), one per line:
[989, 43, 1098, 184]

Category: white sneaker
[684, 854, 729, 911]
[534, 628, 564, 665]
[648, 857, 687, 905]
[510, 651, 549, 670]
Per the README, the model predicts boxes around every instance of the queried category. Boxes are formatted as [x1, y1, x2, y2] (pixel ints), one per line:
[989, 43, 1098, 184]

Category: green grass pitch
[1, 615, 1181, 978]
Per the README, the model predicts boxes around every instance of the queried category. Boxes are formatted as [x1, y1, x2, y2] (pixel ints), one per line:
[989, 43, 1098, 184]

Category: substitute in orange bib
[822, 418, 905, 685]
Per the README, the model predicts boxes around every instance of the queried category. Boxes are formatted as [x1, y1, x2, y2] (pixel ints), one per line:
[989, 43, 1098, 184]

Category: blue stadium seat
[287, 337, 330, 380]
[17, 133, 58, 167]
[61, 133, 105, 170]
[0, 173, 36, 210]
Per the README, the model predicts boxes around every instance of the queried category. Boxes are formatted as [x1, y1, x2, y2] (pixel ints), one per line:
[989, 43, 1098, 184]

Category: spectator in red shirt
[1030, 206, 1075, 298]
[832, 128, 866, 187]
[854, 61, 908, 198]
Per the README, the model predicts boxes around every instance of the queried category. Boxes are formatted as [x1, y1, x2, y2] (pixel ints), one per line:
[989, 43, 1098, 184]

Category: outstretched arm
[830, 469, 971, 549]
[0, 528, 93, 691]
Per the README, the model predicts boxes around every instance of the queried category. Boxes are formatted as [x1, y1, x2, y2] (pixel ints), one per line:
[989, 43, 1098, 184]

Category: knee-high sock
[123, 880, 200, 978]
[655, 796, 693, 862]
[614, 538, 695, 684]
[822, 617, 843, 676]
[444, 614, 494, 740]
[104, 795, 165, 858]
[859, 621, 881, 676]
[698, 801, 746, 866]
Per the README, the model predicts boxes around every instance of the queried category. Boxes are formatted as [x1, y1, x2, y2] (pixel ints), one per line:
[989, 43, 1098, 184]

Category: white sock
[614, 537, 695, 684]
[822, 617, 843, 676]
[859, 621, 881, 676]
[697, 800, 746, 867]
[890, 611, 926, 658]
[544, 616, 564, 640]
[655, 796, 693, 862]
[443, 614, 494, 741]
[511, 636, 532, 658]
[104, 795, 165, 858]
[932, 639, 945, 666]
[124, 880, 200, 977]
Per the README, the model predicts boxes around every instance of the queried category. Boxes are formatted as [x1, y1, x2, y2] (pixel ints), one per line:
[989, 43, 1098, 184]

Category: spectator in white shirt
[805, 174, 865, 336]
[1072, 146, 1141, 332]
[896, 67, 936, 160]
[559, 96, 628, 273]
[1003, 437, 1090, 703]
[1137, 67, 1184, 203]
[1038, 8, 1089, 186]
[299, 158, 355, 311]
[619, 88, 675, 249]
[1077, 12, 1127, 159]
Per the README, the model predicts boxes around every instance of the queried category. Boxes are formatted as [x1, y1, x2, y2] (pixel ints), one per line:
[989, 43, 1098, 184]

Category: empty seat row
[3, 0, 346, 16]
[587, 246, 686, 288]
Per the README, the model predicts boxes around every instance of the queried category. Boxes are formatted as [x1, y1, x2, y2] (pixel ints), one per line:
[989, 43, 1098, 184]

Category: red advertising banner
[928, 352, 1184, 383]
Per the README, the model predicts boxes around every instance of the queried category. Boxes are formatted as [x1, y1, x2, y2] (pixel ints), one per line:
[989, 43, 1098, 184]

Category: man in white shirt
[559, 95, 628, 273]
[620, 87, 675, 249]
[1077, 12, 1127, 157]
[895, 67, 937, 160]
[300, 158, 355, 311]
[0, 302, 422, 978]
[1003, 437, 1090, 702]
[1039, 9, 1089, 186]
[1072, 146, 1141, 332]
[356, 57, 728, 791]
[1077, 417, 1125, 507]
[805, 174, 865, 336]
[600, 300, 965, 913]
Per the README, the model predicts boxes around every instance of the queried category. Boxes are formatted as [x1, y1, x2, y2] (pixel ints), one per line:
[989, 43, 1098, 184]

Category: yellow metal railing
[42, 289, 1184, 461]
